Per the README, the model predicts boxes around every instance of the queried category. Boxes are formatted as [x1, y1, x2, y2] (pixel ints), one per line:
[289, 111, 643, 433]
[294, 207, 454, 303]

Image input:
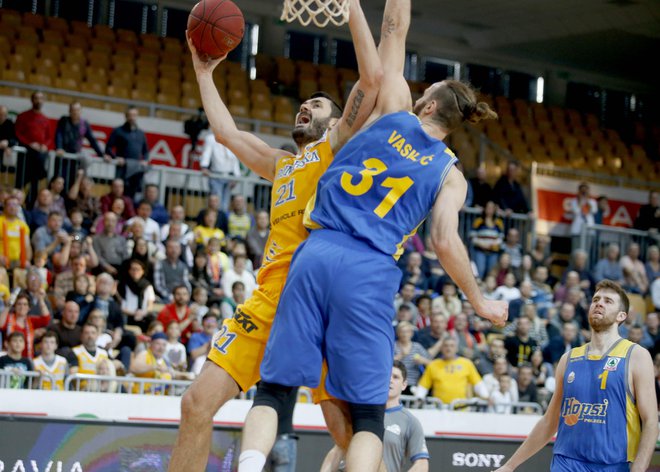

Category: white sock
[238, 450, 267, 472]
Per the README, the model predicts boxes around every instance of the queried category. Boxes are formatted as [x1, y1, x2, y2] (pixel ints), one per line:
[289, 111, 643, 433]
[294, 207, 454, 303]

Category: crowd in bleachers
[1, 8, 660, 415]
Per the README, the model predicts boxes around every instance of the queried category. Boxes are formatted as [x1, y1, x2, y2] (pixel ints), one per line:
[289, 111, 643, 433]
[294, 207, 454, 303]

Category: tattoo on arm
[346, 89, 365, 127]
[382, 16, 396, 38]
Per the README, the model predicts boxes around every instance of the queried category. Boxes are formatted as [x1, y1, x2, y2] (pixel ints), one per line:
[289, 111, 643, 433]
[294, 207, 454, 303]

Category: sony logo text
[452, 452, 505, 468]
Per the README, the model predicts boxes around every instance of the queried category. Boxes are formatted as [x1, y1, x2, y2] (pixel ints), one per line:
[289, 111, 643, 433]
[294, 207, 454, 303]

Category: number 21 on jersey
[275, 181, 296, 207]
[340, 158, 414, 218]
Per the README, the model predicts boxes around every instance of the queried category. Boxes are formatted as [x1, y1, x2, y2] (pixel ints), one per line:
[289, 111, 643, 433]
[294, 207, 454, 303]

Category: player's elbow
[362, 66, 384, 90]
[431, 232, 453, 259]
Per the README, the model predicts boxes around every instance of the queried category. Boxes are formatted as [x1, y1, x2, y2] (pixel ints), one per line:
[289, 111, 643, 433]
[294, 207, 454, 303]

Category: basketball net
[281, 0, 350, 27]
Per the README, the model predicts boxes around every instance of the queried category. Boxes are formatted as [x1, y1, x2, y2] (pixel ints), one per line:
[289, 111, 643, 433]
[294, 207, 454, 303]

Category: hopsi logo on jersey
[276, 150, 321, 179]
[561, 397, 609, 426]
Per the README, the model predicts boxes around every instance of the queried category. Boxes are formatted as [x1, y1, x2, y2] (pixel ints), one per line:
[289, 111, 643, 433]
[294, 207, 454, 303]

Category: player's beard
[588, 311, 615, 333]
[412, 97, 429, 116]
[292, 116, 332, 147]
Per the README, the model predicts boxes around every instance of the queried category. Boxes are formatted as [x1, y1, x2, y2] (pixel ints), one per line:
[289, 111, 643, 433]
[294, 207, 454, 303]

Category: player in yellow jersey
[33, 331, 69, 391]
[167, 0, 383, 469]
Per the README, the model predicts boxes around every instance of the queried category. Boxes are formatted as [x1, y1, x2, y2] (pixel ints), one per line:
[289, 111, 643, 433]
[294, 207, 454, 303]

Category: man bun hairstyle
[431, 80, 498, 131]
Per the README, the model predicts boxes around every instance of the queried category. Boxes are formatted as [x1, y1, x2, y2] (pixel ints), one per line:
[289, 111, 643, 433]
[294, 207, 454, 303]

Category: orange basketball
[187, 0, 245, 60]
[563, 414, 579, 426]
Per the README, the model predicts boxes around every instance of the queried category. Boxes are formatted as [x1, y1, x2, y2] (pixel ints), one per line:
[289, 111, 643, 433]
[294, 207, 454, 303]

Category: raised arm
[430, 166, 507, 327]
[630, 346, 658, 472]
[373, 0, 413, 116]
[328, 0, 383, 152]
[188, 35, 289, 182]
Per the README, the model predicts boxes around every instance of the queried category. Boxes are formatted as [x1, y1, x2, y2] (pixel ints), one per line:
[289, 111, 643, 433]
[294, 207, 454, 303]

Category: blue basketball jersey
[304, 111, 458, 259]
[553, 339, 641, 465]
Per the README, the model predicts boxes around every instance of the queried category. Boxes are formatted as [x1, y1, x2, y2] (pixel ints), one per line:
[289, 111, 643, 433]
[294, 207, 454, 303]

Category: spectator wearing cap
[130, 331, 174, 394]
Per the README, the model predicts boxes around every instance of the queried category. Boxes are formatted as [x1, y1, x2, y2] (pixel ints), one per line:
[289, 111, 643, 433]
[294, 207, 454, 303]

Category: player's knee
[181, 382, 214, 421]
[253, 381, 294, 416]
[348, 403, 385, 441]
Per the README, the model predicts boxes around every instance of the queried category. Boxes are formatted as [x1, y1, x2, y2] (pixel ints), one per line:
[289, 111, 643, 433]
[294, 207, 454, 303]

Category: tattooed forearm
[346, 89, 366, 127]
[382, 16, 396, 38]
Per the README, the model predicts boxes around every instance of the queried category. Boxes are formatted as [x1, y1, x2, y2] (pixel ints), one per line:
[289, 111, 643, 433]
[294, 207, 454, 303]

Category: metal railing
[448, 398, 544, 415]
[581, 223, 659, 268]
[2, 148, 274, 213]
[0, 369, 55, 390]
[64, 373, 193, 395]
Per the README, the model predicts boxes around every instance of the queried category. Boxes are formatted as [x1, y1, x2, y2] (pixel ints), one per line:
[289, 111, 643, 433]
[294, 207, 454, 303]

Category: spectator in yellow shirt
[0, 195, 31, 269]
[414, 337, 489, 405]
[194, 209, 226, 247]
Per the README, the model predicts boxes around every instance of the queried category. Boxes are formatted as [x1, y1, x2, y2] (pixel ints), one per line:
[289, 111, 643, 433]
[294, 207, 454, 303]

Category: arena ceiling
[165, 0, 660, 92]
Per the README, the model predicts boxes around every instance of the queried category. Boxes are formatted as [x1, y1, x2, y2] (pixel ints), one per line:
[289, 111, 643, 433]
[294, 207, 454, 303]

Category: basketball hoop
[281, 0, 350, 28]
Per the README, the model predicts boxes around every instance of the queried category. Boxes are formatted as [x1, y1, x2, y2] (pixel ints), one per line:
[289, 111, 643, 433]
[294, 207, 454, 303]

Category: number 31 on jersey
[340, 158, 414, 218]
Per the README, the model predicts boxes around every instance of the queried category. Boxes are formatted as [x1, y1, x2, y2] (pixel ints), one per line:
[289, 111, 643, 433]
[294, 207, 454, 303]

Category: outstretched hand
[476, 299, 509, 328]
[186, 30, 227, 75]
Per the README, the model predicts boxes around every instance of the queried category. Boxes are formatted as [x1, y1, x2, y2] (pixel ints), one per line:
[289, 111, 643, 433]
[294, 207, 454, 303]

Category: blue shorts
[260, 229, 401, 405]
[551, 455, 629, 472]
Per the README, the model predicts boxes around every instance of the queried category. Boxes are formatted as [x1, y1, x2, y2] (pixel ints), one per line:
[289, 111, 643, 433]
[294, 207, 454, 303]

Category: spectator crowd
[1, 94, 660, 416]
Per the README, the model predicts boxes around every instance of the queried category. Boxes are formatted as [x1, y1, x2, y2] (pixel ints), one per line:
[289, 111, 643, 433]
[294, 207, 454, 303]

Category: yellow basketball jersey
[132, 349, 172, 394]
[33, 354, 67, 390]
[258, 132, 334, 283]
[72, 345, 108, 390]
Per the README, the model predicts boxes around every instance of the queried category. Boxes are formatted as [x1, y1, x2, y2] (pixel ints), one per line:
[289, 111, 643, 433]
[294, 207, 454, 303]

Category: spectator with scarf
[118, 259, 155, 333]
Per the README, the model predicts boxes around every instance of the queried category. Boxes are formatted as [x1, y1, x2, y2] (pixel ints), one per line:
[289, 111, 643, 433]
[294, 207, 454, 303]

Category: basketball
[187, 0, 245, 60]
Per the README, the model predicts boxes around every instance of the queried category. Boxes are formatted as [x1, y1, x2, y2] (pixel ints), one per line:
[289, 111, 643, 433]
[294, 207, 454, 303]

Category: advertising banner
[531, 169, 649, 236]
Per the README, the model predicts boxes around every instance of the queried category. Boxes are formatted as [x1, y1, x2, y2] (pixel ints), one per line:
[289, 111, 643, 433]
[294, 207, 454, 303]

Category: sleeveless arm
[329, 0, 383, 152]
[372, 0, 413, 116]
[494, 355, 567, 471]
[630, 346, 659, 472]
[430, 167, 507, 327]
[189, 36, 289, 182]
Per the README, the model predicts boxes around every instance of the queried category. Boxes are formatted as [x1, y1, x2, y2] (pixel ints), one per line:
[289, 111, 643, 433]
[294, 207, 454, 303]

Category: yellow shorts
[207, 274, 285, 392]
[311, 361, 335, 404]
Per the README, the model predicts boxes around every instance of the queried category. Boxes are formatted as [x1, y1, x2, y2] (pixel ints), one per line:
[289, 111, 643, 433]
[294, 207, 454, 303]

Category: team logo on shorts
[234, 308, 259, 333]
[567, 371, 575, 383]
[604, 357, 621, 371]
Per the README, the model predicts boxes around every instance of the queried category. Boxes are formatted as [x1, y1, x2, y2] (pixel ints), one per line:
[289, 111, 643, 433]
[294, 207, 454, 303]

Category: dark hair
[392, 359, 407, 382]
[7, 331, 25, 341]
[173, 284, 189, 294]
[310, 91, 343, 119]
[427, 80, 497, 131]
[42, 330, 59, 344]
[48, 210, 62, 219]
[202, 313, 219, 323]
[594, 279, 630, 314]
[82, 322, 98, 332]
[232, 281, 245, 291]
[415, 294, 432, 307]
